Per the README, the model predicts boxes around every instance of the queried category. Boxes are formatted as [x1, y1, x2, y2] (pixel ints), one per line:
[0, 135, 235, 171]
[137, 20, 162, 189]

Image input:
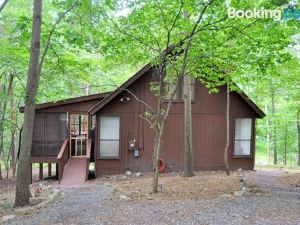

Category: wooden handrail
[57, 139, 68, 159]
[57, 139, 69, 183]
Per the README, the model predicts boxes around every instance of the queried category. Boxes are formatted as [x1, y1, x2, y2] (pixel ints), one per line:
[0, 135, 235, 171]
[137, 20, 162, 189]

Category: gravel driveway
[6, 170, 300, 225]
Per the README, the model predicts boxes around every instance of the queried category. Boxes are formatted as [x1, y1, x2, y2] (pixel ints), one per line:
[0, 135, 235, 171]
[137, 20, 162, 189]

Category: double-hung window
[99, 116, 120, 158]
[234, 118, 252, 157]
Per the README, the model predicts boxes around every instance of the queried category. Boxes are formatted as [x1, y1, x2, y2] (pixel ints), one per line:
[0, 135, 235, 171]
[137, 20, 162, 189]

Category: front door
[70, 113, 88, 157]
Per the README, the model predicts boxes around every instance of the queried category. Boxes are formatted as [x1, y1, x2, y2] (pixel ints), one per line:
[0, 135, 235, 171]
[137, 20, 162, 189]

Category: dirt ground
[99, 171, 241, 201]
[1, 167, 300, 225]
[0, 169, 59, 218]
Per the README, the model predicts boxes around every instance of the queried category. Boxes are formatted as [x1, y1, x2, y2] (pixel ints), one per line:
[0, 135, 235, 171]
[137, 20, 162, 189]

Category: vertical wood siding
[95, 71, 257, 175]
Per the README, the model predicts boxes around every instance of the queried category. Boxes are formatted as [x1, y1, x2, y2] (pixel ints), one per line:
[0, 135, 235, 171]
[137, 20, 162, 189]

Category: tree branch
[0, 0, 9, 13]
[38, 2, 78, 74]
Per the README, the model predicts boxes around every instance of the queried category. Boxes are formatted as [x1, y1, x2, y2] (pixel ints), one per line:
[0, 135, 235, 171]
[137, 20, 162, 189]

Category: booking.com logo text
[226, 0, 300, 21]
[227, 7, 282, 21]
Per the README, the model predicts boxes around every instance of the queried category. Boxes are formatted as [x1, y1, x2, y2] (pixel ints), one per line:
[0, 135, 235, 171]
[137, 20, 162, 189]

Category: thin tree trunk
[182, 11, 194, 177]
[0, 0, 9, 13]
[152, 125, 164, 193]
[183, 74, 194, 177]
[264, 104, 271, 165]
[7, 121, 16, 178]
[152, 133, 158, 170]
[14, 0, 42, 207]
[284, 123, 288, 166]
[6, 149, 10, 178]
[224, 83, 230, 175]
[152, 67, 177, 193]
[0, 73, 14, 180]
[297, 110, 300, 166]
[9, 84, 17, 177]
[270, 83, 277, 165]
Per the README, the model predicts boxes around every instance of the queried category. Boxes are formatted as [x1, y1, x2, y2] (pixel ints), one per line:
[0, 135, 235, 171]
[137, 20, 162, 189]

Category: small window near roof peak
[182, 77, 195, 101]
[165, 81, 179, 101]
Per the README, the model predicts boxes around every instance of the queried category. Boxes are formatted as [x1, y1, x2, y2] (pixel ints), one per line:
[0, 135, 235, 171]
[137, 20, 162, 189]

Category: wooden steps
[60, 158, 87, 187]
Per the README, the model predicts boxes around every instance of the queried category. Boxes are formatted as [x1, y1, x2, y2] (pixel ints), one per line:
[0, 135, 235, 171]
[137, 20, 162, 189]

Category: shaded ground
[0, 169, 59, 218]
[105, 171, 240, 201]
[2, 168, 300, 225]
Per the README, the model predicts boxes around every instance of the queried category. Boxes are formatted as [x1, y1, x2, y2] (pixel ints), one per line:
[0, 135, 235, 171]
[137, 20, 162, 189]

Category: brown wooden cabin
[20, 64, 265, 185]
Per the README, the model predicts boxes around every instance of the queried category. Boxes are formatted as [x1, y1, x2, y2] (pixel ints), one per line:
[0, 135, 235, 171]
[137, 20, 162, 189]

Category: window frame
[233, 117, 254, 158]
[69, 112, 89, 158]
[164, 79, 197, 103]
[98, 115, 121, 160]
[165, 81, 180, 102]
[181, 77, 196, 102]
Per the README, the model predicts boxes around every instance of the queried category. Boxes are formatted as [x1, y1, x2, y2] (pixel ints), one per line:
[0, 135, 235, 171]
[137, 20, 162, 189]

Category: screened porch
[32, 112, 68, 158]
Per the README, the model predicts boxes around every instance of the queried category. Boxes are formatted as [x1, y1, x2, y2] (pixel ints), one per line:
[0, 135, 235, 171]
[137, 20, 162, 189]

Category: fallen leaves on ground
[100, 171, 241, 201]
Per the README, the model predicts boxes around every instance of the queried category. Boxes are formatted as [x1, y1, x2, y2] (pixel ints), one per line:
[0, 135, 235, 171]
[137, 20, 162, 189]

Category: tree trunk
[9, 84, 17, 177]
[284, 123, 288, 166]
[152, 65, 176, 193]
[264, 103, 271, 165]
[0, 0, 9, 13]
[224, 83, 230, 175]
[14, 0, 42, 207]
[183, 74, 194, 177]
[270, 83, 277, 165]
[297, 110, 300, 166]
[0, 100, 4, 180]
[0, 72, 14, 180]
[152, 126, 164, 193]
[5, 155, 10, 178]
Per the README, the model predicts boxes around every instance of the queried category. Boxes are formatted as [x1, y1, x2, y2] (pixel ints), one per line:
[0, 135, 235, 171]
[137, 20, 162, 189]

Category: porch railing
[57, 139, 69, 183]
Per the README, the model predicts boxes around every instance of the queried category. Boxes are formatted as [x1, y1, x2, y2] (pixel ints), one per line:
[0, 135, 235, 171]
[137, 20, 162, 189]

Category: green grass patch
[1, 201, 13, 213]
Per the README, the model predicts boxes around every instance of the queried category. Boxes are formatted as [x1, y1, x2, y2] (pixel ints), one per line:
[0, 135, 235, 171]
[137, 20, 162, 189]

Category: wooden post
[48, 163, 52, 177]
[56, 163, 58, 180]
[39, 163, 43, 180]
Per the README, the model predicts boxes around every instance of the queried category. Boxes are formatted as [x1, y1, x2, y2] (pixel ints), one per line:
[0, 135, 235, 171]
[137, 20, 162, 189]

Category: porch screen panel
[32, 113, 44, 157]
[99, 116, 120, 158]
[44, 113, 59, 157]
[32, 112, 68, 157]
[58, 113, 68, 150]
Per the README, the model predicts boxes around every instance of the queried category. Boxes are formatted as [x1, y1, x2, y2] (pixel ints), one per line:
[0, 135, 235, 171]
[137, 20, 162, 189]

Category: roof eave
[19, 92, 111, 113]
[238, 92, 266, 118]
[89, 63, 152, 115]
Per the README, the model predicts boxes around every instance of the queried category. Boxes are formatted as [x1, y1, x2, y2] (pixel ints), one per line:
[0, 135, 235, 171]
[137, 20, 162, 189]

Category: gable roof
[237, 92, 265, 118]
[88, 64, 266, 118]
[19, 92, 111, 113]
[89, 63, 152, 115]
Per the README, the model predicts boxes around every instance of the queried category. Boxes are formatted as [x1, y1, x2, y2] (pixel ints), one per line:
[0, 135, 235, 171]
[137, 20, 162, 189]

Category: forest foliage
[0, 0, 299, 179]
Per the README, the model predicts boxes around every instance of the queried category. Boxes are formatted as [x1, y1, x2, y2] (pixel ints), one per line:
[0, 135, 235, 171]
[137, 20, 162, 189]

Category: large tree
[14, 0, 42, 207]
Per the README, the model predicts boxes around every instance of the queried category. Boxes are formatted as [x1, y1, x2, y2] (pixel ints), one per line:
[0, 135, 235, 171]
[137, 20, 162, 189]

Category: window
[165, 82, 179, 101]
[99, 116, 120, 158]
[234, 118, 252, 156]
[164, 77, 196, 101]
